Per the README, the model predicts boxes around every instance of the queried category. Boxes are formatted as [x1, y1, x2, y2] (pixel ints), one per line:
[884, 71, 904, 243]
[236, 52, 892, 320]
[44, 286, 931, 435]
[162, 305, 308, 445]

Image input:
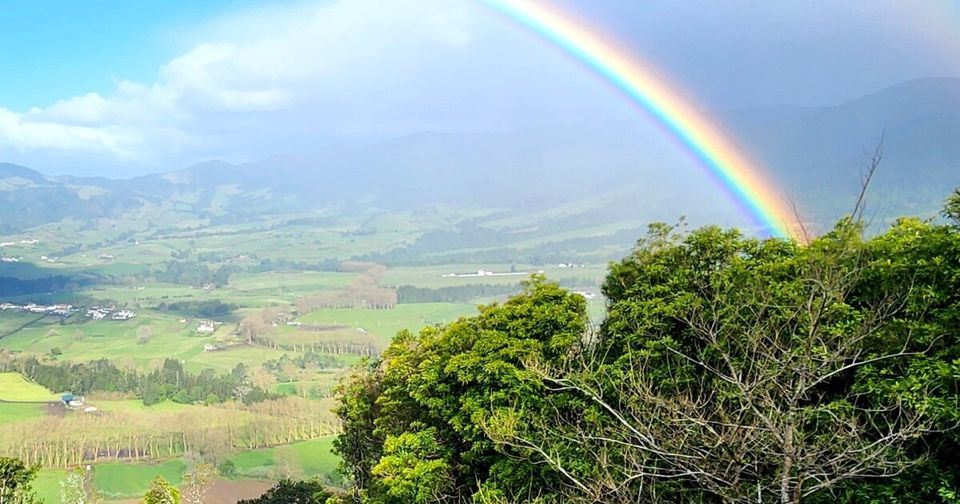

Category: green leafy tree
[0, 457, 42, 504]
[141, 476, 179, 504]
[371, 429, 452, 503]
[217, 460, 237, 479]
[334, 276, 587, 503]
[236, 479, 332, 504]
[492, 217, 960, 504]
[945, 188, 960, 225]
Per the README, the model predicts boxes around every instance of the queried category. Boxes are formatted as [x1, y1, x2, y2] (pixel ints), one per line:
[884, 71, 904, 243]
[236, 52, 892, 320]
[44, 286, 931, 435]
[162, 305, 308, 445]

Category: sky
[0, 0, 956, 177]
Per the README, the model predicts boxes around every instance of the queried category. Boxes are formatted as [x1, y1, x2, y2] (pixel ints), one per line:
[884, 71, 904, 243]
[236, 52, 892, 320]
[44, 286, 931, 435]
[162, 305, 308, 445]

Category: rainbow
[481, 0, 802, 240]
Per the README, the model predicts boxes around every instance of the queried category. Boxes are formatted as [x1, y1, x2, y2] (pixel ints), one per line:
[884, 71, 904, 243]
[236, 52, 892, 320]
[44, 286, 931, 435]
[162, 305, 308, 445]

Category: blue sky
[0, 1, 270, 111]
[0, 0, 956, 177]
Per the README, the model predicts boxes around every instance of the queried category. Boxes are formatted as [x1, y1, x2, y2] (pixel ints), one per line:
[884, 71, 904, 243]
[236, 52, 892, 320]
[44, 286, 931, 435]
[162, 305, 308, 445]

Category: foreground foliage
[0, 457, 41, 504]
[236, 479, 333, 504]
[334, 195, 960, 503]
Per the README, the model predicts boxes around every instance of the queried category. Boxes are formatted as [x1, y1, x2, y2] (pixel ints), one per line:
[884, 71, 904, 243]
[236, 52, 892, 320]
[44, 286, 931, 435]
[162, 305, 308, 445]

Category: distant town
[0, 302, 136, 320]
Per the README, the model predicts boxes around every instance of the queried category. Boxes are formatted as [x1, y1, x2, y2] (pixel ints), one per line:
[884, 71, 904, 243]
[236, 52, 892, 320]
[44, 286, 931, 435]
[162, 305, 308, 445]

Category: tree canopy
[333, 193, 960, 503]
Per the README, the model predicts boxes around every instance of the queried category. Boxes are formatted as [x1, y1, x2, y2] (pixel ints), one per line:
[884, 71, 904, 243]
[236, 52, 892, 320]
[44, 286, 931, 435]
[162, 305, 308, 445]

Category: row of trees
[0, 357, 274, 406]
[155, 300, 237, 318]
[297, 263, 397, 312]
[0, 396, 338, 468]
[331, 191, 960, 503]
[154, 260, 237, 288]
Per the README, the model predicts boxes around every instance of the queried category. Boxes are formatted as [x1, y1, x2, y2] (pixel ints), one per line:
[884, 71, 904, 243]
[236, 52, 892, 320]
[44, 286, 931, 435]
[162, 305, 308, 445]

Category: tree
[182, 463, 216, 504]
[217, 460, 237, 479]
[60, 467, 100, 504]
[945, 188, 960, 225]
[489, 221, 956, 504]
[141, 476, 180, 504]
[0, 457, 41, 504]
[236, 479, 332, 504]
[334, 276, 587, 503]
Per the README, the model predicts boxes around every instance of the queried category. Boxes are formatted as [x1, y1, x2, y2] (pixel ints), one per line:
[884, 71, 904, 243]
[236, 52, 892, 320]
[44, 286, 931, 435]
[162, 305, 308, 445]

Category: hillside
[1, 78, 957, 236]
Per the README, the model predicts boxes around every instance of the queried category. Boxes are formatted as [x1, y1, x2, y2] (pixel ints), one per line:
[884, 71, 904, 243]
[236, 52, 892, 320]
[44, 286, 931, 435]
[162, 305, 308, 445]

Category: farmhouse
[61, 393, 85, 408]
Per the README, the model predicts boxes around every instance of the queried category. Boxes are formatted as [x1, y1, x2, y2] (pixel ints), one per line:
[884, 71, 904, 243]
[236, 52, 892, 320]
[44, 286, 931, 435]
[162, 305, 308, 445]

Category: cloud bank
[0, 0, 954, 176]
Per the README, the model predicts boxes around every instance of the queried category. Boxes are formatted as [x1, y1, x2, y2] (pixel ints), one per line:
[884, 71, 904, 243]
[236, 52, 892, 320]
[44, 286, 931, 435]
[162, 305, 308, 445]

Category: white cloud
[0, 0, 535, 171]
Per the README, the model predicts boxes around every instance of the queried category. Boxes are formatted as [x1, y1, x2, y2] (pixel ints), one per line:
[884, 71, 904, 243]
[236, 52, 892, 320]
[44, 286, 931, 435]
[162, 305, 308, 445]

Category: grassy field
[299, 303, 477, 341]
[0, 311, 298, 373]
[0, 372, 61, 402]
[0, 402, 46, 423]
[34, 469, 67, 504]
[226, 437, 339, 481]
[93, 460, 188, 500]
[382, 263, 606, 289]
[27, 437, 341, 502]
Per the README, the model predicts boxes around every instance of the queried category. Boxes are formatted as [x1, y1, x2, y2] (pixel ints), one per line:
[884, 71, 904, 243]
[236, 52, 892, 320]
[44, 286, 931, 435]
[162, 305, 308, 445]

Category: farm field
[382, 263, 606, 289]
[299, 302, 477, 341]
[94, 460, 188, 501]
[1, 206, 619, 502]
[225, 437, 339, 481]
[0, 372, 61, 402]
[0, 402, 45, 423]
[26, 437, 340, 503]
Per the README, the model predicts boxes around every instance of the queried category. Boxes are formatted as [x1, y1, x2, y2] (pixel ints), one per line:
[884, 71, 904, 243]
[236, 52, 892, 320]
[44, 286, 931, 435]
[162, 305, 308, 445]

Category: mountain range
[1, 78, 958, 235]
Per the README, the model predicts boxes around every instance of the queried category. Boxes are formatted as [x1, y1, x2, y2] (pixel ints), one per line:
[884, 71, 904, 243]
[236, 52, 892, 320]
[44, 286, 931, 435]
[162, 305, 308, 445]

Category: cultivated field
[0, 372, 60, 402]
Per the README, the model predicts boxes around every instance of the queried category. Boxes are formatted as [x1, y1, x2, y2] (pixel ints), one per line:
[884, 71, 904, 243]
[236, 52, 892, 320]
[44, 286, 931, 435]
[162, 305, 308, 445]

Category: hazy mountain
[724, 77, 960, 223]
[1, 78, 957, 234]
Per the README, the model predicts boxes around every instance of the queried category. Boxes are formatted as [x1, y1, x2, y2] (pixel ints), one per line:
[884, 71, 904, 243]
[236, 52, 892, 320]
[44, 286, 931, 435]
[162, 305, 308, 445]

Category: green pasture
[226, 436, 339, 481]
[274, 374, 341, 398]
[0, 311, 295, 372]
[299, 303, 476, 341]
[381, 263, 606, 289]
[229, 271, 357, 294]
[0, 402, 46, 423]
[93, 459, 187, 500]
[0, 372, 61, 402]
[0, 311, 44, 337]
[0, 314, 203, 364]
[33, 468, 67, 504]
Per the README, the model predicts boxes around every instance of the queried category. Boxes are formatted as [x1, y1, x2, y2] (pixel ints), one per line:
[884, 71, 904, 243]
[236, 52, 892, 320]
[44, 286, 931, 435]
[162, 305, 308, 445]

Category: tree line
[330, 191, 960, 504]
[155, 299, 238, 319]
[0, 396, 337, 469]
[297, 264, 396, 312]
[0, 357, 275, 406]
